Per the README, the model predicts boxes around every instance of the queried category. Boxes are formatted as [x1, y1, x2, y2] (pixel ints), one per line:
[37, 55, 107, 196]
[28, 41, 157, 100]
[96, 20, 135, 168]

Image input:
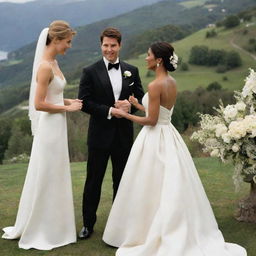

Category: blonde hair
[46, 20, 76, 45]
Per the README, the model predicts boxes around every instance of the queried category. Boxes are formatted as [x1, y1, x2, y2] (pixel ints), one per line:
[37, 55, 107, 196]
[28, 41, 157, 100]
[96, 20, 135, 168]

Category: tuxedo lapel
[119, 61, 132, 100]
[96, 59, 115, 102]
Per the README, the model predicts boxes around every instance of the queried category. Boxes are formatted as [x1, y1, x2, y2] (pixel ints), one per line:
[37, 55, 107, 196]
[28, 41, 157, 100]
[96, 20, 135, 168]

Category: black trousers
[82, 136, 131, 230]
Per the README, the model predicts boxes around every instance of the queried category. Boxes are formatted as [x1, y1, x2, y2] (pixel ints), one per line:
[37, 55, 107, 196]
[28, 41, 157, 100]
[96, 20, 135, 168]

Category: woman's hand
[129, 95, 138, 107]
[65, 98, 82, 106]
[66, 100, 83, 112]
[111, 107, 128, 118]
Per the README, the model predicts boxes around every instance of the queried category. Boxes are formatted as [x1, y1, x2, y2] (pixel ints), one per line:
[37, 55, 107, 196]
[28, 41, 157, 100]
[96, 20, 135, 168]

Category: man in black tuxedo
[78, 27, 144, 239]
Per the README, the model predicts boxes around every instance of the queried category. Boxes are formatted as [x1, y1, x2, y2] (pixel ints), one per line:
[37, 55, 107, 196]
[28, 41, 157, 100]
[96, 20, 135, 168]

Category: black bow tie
[108, 62, 120, 70]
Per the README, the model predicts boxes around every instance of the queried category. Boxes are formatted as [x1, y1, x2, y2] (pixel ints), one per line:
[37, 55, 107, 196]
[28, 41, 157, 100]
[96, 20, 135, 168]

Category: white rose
[123, 70, 132, 78]
[235, 102, 246, 111]
[223, 105, 238, 121]
[210, 149, 219, 157]
[232, 144, 240, 152]
[215, 123, 227, 137]
[221, 132, 231, 143]
[228, 121, 247, 139]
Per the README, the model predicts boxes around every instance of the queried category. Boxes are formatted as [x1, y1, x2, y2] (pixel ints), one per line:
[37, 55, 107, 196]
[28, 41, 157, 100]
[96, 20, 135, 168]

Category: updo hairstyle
[150, 42, 178, 72]
[46, 20, 76, 45]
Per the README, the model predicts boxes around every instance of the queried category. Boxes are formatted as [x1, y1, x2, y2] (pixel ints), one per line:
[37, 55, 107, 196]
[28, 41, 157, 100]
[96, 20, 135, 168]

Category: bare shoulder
[148, 79, 162, 89]
[148, 80, 162, 96]
[37, 61, 52, 75]
[168, 75, 177, 87]
[37, 62, 54, 82]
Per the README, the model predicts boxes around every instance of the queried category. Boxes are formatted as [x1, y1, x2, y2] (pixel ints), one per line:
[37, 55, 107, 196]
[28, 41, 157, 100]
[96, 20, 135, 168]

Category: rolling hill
[1, 0, 255, 89]
[127, 20, 256, 92]
[0, 0, 256, 115]
[0, 0, 162, 51]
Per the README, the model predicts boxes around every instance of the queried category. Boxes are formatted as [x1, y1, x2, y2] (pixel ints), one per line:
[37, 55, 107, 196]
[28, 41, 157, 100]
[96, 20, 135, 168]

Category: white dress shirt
[103, 57, 122, 119]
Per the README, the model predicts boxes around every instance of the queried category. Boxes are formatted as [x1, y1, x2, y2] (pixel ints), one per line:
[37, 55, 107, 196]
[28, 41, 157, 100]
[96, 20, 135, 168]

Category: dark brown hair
[100, 27, 122, 45]
[150, 42, 176, 72]
[46, 20, 76, 45]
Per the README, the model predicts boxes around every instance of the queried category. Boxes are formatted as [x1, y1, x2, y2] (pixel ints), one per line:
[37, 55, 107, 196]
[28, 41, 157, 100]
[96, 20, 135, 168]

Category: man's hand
[114, 100, 131, 113]
[111, 107, 126, 118]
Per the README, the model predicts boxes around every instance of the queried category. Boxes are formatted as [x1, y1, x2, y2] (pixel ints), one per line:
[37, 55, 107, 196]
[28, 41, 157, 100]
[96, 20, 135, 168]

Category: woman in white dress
[103, 42, 247, 256]
[2, 20, 82, 250]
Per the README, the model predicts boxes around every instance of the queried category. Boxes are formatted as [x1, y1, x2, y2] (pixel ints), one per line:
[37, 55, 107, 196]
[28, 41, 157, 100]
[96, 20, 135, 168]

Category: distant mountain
[0, 0, 162, 51]
[0, 0, 255, 99]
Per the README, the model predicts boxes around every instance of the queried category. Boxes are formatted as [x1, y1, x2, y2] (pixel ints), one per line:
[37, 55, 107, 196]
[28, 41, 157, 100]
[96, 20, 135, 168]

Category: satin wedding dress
[103, 92, 246, 256]
[2, 72, 76, 250]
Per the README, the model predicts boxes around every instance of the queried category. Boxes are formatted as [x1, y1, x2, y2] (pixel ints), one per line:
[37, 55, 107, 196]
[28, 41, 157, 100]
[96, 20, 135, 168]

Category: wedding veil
[28, 27, 49, 136]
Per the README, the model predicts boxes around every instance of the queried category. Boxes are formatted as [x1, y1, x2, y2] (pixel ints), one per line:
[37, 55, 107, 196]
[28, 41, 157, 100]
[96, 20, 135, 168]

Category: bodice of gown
[142, 92, 173, 125]
[45, 76, 66, 105]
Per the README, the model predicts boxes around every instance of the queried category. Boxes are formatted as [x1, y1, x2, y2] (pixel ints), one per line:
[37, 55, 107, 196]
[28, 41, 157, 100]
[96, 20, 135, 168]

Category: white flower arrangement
[169, 52, 178, 69]
[191, 69, 256, 190]
[123, 70, 132, 78]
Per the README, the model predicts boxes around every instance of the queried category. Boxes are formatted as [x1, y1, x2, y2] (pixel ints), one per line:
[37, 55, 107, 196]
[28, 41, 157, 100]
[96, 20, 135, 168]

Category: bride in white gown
[2, 20, 82, 250]
[103, 42, 247, 256]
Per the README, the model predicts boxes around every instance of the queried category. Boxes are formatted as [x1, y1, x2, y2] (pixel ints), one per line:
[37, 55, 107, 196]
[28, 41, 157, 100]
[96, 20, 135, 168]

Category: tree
[4, 118, 32, 160]
[224, 15, 240, 29]
[180, 62, 189, 71]
[226, 51, 242, 69]
[207, 82, 222, 91]
[0, 118, 12, 164]
[172, 87, 235, 132]
[206, 29, 217, 38]
[189, 45, 209, 65]
[207, 49, 226, 66]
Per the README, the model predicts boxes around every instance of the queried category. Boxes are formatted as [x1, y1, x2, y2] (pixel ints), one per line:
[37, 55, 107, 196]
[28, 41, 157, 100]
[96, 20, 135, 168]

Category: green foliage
[207, 81, 222, 91]
[206, 29, 217, 38]
[189, 45, 209, 65]
[122, 24, 191, 59]
[0, 84, 29, 113]
[172, 87, 235, 132]
[4, 118, 32, 160]
[0, 117, 12, 164]
[180, 62, 189, 71]
[67, 111, 88, 162]
[207, 49, 226, 66]
[225, 50, 242, 69]
[189, 46, 242, 71]
[245, 38, 256, 53]
[224, 15, 240, 29]
[146, 70, 154, 77]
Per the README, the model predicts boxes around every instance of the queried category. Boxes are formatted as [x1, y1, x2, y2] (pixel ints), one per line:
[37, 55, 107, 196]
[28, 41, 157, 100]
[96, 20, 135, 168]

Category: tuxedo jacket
[78, 58, 144, 149]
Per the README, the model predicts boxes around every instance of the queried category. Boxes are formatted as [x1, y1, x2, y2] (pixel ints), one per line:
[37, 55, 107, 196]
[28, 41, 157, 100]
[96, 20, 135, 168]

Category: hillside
[1, 0, 255, 90]
[2, 18, 256, 120]
[0, 0, 256, 117]
[0, 0, 162, 51]
[127, 20, 256, 92]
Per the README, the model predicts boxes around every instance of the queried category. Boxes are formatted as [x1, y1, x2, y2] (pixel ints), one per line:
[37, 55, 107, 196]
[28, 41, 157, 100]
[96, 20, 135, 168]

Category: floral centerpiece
[191, 69, 256, 222]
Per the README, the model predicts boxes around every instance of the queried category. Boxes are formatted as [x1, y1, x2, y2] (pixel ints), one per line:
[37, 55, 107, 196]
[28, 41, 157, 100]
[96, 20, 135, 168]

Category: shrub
[224, 15, 240, 28]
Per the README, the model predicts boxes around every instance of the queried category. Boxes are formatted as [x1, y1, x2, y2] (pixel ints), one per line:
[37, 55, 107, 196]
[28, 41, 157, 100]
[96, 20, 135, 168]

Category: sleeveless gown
[2, 74, 76, 250]
[103, 93, 247, 256]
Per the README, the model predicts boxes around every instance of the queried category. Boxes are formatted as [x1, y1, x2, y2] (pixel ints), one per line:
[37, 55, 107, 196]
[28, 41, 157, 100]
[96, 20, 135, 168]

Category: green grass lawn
[0, 158, 255, 256]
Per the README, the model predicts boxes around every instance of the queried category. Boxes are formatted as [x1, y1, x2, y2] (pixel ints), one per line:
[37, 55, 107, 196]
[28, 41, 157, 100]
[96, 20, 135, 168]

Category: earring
[157, 63, 160, 67]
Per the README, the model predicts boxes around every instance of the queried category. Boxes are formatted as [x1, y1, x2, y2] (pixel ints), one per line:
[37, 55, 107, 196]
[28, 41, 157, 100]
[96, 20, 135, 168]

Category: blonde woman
[2, 20, 82, 250]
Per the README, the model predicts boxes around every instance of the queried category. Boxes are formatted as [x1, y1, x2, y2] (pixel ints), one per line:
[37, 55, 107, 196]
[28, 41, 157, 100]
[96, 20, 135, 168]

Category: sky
[0, 0, 35, 3]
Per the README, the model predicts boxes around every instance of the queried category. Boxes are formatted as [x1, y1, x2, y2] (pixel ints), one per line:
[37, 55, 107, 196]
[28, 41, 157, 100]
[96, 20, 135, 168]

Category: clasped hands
[111, 96, 138, 118]
[111, 99, 130, 118]
[66, 99, 83, 112]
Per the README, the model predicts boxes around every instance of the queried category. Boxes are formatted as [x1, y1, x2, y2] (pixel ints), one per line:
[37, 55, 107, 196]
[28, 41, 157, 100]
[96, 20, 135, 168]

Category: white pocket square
[128, 82, 134, 86]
